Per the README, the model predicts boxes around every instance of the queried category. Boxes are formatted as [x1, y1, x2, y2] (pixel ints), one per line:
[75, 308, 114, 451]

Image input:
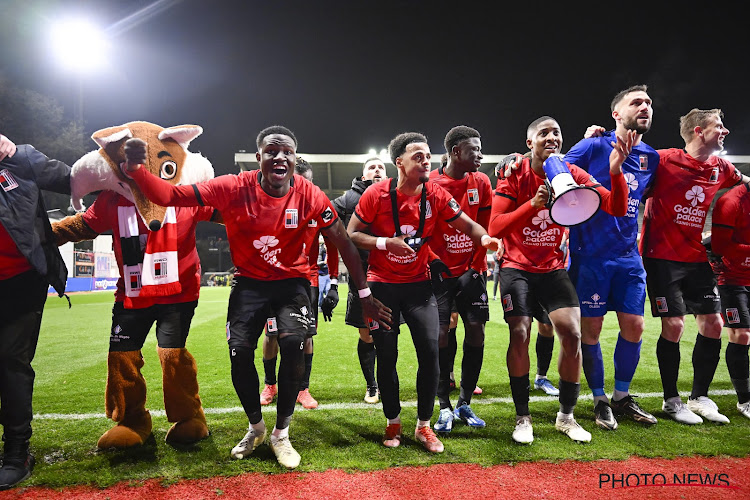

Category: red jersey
[82, 191, 213, 307]
[490, 158, 628, 273]
[428, 167, 493, 275]
[194, 171, 337, 281]
[0, 222, 32, 279]
[355, 179, 462, 283]
[640, 148, 742, 263]
[711, 184, 750, 285]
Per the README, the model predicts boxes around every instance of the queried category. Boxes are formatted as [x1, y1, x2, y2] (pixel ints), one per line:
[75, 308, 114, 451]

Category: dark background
[1, 1, 748, 271]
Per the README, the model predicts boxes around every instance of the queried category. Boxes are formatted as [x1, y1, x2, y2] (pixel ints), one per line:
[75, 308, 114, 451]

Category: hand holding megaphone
[531, 183, 551, 209]
[542, 154, 601, 226]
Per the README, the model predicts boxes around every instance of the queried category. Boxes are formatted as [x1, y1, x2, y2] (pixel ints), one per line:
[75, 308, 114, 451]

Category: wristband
[481, 234, 491, 246]
[358, 287, 372, 299]
[376, 237, 387, 250]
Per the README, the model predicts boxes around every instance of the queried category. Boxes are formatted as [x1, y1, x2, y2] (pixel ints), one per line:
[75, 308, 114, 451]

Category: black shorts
[436, 270, 489, 325]
[109, 300, 198, 352]
[345, 285, 368, 329]
[644, 258, 720, 317]
[227, 276, 312, 349]
[499, 268, 578, 321]
[718, 285, 750, 329]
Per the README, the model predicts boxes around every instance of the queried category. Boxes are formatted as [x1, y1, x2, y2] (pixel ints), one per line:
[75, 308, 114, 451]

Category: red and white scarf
[118, 205, 181, 308]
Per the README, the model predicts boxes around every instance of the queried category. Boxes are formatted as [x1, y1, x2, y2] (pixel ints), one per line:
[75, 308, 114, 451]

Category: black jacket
[332, 177, 373, 270]
[0, 145, 71, 295]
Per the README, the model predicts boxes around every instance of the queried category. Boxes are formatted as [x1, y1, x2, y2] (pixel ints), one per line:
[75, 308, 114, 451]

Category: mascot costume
[52, 121, 216, 449]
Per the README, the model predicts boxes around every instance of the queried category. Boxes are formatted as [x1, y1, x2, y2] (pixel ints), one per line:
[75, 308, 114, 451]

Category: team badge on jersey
[502, 294, 513, 312]
[709, 167, 719, 183]
[285, 209, 298, 228]
[726, 308, 740, 324]
[0, 169, 18, 192]
[655, 296, 668, 313]
[321, 207, 334, 224]
[468, 188, 479, 205]
[448, 198, 460, 213]
[267, 317, 278, 333]
[639, 154, 649, 171]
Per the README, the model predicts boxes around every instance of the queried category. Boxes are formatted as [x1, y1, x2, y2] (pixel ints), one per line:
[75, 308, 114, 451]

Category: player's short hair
[610, 84, 649, 112]
[362, 156, 383, 172]
[679, 108, 724, 143]
[256, 125, 298, 150]
[526, 116, 558, 140]
[295, 156, 312, 178]
[444, 125, 480, 153]
[388, 132, 428, 164]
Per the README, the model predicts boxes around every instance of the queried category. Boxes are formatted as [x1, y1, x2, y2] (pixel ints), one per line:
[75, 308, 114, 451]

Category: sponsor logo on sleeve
[448, 198, 460, 213]
[321, 207, 334, 224]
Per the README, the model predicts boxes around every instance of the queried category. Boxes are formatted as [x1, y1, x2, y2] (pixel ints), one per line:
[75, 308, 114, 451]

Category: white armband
[376, 237, 387, 250]
[358, 287, 372, 299]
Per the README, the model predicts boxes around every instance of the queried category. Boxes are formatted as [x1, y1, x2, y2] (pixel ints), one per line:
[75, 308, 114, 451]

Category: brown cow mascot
[52, 121, 217, 449]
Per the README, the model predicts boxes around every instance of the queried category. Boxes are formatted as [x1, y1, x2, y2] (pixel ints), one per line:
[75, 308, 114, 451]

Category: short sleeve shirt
[355, 179, 462, 283]
[640, 148, 742, 263]
[711, 184, 750, 285]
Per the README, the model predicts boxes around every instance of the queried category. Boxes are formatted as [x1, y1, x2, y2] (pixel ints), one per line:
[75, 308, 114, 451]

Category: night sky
[1, 0, 748, 177]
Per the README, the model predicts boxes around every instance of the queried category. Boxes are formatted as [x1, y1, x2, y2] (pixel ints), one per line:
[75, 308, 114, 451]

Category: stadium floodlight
[49, 18, 110, 73]
[368, 148, 377, 156]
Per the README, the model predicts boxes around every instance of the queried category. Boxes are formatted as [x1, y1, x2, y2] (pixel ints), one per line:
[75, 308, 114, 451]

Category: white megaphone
[543, 154, 601, 226]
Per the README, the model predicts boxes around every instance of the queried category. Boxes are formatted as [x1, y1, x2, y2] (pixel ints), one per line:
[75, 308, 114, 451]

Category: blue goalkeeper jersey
[563, 131, 659, 258]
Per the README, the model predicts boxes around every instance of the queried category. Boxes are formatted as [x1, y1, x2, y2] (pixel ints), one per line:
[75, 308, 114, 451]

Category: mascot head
[71, 121, 214, 230]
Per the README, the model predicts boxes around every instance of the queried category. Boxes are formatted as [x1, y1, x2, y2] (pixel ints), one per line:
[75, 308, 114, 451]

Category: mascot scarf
[118, 204, 180, 306]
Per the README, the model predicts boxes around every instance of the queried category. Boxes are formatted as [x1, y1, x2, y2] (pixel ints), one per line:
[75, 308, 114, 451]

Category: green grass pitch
[21, 285, 750, 488]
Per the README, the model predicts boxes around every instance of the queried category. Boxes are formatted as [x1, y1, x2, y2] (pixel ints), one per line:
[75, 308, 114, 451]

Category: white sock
[612, 390, 629, 402]
[271, 426, 289, 441]
[557, 410, 573, 420]
[416, 419, 430, 429]
[251, 420, 266, 434]
[387, 416, 401, 425]
[593, 395, 609, 406]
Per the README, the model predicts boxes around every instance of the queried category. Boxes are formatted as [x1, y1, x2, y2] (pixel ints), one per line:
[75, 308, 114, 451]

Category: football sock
[263, 356, 278, 386]
[457, 341, 484, 407]
[271, 425, 289, 439]
[416, 419, 430, 429]
[447, 327, 458, 373]
[357, 339, 377, 389]
[229, 345, 262, 423]
[558, 380, 580, 415]
[509, 374, 530, 416]
[581, 342, 605, 398]
[726, 342, 750, 404]
[299, 353, 313, 390]
[438, 345, 454, 410]
[691, 334, 721, 400]
[613, 333, 641, 396]
[535, 333, 554, 377]
[277, 335, 305, 425]
[656, 336, 680, 400]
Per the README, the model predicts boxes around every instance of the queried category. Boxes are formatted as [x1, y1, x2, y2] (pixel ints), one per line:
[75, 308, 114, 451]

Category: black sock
[357, 339, 377, 389]
[263, 356, 278, 386]
[438, 345, 454, 410]
[447, 327, 458, 374]
[457, 342, 484, 407]
[691, 334, 721, 399]
[509, 374, 530, 416]
[536, 334, 554, 377]
[299, 353, 313, 390]
[726, 342, 750, 404]
[656, 336, 680, 400]
[558, 380, 580, 415]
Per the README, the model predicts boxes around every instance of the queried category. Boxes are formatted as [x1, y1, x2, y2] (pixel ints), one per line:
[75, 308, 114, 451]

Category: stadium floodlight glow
[49, 18, 110, 73]
[368, 148, 377, 156]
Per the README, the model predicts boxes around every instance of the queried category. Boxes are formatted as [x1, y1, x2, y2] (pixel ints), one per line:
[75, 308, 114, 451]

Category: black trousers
[370, 280, 439, 422]
[0, 270, 48, 445]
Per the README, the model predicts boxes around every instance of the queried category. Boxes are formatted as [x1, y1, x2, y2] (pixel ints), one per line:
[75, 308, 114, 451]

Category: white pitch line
[33, 389, 738, 420]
